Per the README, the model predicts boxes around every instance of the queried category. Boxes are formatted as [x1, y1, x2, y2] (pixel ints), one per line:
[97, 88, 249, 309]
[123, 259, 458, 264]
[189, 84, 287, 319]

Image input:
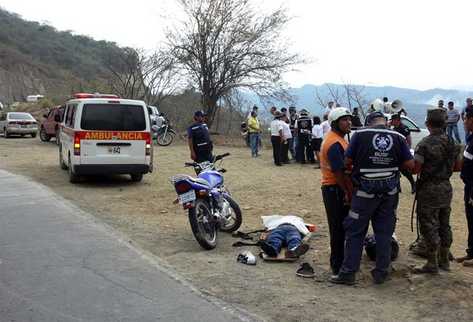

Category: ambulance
[58, 93, 153, 183]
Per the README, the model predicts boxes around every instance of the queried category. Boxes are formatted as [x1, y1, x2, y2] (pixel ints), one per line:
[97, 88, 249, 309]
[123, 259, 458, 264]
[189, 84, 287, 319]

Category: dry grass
[1, 137, 473, 321]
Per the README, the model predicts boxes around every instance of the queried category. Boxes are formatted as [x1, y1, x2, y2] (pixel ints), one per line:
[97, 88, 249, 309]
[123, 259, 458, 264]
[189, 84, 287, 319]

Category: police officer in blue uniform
[187, 110, 213, 163]
[458, 107, 473, 264]
[330, 111, 414, 285]
[295, 109, 314, 164]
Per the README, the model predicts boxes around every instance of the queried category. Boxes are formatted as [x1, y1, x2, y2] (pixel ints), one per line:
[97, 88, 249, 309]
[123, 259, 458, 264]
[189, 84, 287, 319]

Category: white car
[389, 114, 429, 148]
[59, 93, 154, 183]
[0, 112, 39, 138]
[147, 105, 160, 125]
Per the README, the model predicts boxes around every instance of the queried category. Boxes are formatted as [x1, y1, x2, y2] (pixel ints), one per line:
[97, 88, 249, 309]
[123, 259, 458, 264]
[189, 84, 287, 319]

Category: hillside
[0, 8, 125, 104]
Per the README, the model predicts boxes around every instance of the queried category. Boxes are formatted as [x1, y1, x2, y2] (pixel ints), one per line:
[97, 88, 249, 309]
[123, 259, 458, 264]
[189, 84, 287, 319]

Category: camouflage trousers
[417, 204, 453, 255]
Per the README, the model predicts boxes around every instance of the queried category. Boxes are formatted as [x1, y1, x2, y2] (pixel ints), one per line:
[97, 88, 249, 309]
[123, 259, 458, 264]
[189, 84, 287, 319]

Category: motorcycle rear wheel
[156, 129, 175, 146]
[188, 199, 217, 250]
[219, 195, 242, 232]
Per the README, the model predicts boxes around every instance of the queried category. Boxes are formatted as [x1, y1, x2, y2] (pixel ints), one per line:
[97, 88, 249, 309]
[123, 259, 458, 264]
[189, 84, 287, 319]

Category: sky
[1, 0, 472, 91]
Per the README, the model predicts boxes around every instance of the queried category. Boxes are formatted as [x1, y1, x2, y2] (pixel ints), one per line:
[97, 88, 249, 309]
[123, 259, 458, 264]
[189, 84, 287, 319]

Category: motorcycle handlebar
[214, 152, 230, 161]
[184, 162, 197, 167]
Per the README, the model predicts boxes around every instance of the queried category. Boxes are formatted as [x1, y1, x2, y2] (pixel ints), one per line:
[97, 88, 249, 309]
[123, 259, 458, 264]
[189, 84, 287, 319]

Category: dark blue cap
[366, 111, 386, 125]
[194, 110, 206, 117]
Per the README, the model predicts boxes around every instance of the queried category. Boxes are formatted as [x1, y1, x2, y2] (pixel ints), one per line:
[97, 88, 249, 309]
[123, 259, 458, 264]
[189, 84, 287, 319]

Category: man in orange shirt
[320, 108, 353, 275]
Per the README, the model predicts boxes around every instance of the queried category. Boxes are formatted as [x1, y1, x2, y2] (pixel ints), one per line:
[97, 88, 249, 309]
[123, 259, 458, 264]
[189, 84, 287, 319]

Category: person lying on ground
[259, 215, 311, 258]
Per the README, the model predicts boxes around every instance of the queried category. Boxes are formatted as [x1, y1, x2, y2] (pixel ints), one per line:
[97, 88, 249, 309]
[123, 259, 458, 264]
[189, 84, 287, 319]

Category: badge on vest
[372, 134, 393, 152]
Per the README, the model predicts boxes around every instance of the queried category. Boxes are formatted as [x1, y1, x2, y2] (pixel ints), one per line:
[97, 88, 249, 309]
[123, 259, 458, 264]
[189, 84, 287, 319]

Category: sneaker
[260, 241, 278, 257]
[296, 262, 315, 278]
[329, 273, 356, 285]
[286, 243, 310, 258]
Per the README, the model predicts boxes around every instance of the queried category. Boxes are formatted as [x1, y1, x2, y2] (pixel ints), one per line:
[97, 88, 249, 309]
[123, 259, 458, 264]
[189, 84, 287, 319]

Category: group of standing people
[320, 100, 473, 285]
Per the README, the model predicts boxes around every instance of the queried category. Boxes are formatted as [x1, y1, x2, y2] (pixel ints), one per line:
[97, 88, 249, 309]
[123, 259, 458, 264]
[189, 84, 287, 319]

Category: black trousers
[281, 140, 290, 163]
[271, 136, 282, 165]
[401, 169, 415, 189]
[322, 185, 350, 275]
[464, 184, 473, 256]
[296, 135, 314, 163]
[195, 149, 213, 163]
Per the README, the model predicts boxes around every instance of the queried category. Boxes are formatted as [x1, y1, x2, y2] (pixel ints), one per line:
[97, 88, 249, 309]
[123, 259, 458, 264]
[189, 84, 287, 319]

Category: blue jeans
[447, 123, 461, 143]
[266, 224, 302, 253]
[340, 191, 398, 277]
[249, 133, 260, 157]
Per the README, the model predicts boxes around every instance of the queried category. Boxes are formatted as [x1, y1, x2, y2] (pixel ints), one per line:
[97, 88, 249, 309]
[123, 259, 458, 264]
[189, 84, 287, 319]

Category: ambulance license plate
[178, 190, 196, 204]
[108, 146, 121, 154]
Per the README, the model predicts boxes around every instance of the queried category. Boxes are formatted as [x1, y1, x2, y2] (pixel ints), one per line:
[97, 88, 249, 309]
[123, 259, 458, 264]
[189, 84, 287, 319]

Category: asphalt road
[0, 170, 253, 322]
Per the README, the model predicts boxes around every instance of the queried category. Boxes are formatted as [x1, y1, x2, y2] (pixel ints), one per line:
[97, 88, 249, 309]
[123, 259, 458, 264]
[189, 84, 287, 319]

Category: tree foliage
[166, 0, 303, 127]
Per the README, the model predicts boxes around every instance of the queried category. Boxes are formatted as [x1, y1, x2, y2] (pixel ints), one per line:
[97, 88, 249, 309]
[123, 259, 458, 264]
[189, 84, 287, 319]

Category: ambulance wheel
[59, 146, 68, 170]
[68, 155, 79, 183]
[55, 128, 60, 145]
[31, 133, 37, 138]
[130, 173, 143, 182]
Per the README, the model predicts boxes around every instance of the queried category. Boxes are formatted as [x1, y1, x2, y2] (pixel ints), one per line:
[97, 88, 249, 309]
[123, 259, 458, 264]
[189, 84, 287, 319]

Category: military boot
[438, 247, 451, 271]
[413, 250, 439, 274]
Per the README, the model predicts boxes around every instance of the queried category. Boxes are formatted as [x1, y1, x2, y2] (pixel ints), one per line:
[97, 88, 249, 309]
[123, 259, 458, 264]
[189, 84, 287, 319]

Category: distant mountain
[289, 83, 473, 114]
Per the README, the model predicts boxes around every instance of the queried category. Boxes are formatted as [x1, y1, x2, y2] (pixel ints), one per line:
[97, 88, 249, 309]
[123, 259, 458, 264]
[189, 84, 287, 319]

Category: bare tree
[105, 48, 179, 105]
[315, 83, 368, 115]
[315, 83, 344, 112]
[166, 0, 304, 127]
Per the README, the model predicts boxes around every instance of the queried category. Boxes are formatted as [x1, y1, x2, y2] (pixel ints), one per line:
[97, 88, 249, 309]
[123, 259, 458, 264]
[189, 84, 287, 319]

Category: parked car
[389, 114, 429, 148]
[147, 105, 160, 125]
[40, 105, 65, 143]
[0, 112, 38, 138]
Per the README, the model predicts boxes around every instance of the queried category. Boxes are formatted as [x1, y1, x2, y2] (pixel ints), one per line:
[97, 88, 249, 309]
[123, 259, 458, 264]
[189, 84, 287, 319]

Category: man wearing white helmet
[330, 111, 414, 285]
[320, 107, 353, 275]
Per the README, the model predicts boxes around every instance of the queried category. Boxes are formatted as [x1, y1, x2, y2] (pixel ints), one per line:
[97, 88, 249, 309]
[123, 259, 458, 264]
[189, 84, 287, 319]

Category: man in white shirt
[324, 101, 335, 116]
[281, 114, 293, 163]
[270, 111, 284, 166]
[321, 114, 331, 137]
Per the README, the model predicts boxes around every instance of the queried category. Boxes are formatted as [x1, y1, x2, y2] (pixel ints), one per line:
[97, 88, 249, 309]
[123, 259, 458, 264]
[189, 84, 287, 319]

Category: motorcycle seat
[189, 177, 210, 187]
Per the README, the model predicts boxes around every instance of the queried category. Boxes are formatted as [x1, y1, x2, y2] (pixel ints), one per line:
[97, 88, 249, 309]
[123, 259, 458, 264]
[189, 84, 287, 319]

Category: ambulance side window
[69, 104, 77, 127]
[64, 105, 71, 127]
[65, 104, 77, 128]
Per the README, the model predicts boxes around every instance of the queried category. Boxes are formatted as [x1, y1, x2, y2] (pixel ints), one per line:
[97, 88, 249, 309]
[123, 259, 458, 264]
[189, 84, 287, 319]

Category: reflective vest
[297, 116, 312, 137]
[320, 130, 349, 186]
[351, 127, 404, 195]
[190, 123, 212, 153]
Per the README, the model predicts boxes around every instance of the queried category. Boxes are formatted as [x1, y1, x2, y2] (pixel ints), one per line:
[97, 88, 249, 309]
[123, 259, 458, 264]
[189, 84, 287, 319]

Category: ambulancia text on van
[58, 93, 153, 183]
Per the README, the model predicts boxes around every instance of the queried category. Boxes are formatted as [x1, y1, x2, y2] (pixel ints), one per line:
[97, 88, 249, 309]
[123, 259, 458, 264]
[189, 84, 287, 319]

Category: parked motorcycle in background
[151, 114, 176, 146]
[170, 153, 242, 249]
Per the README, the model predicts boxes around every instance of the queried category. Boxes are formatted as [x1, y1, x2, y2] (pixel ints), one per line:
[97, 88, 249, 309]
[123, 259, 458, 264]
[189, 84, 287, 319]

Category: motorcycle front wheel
[219, 195, 243, 232]
[188, 199, 217, 250]
[156, 129, 175, 146]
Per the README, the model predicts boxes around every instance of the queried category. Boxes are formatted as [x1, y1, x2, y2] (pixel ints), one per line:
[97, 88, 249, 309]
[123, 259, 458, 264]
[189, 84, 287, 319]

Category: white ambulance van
[58, 93, 153, 183]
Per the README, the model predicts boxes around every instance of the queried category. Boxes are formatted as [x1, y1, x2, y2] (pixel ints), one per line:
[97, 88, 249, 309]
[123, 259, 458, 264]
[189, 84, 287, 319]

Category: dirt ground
[1, 136, 473, 322]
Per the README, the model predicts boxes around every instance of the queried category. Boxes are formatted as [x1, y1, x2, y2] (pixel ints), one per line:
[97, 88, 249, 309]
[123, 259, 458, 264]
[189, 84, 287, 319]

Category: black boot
[329, 273, 356, 285]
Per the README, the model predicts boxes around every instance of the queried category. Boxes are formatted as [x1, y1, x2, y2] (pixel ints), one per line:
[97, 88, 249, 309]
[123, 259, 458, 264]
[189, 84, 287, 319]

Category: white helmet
[328, 107, 352, 124]
[369, 98, 384, 112]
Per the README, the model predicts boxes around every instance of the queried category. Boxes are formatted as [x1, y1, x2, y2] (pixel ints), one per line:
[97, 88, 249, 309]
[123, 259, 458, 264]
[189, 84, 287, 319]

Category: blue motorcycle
[171, 153, 242, 249]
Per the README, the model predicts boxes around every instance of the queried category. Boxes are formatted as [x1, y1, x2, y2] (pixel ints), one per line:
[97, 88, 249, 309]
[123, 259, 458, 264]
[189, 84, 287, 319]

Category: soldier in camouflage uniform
[413, 108, 460, 274]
